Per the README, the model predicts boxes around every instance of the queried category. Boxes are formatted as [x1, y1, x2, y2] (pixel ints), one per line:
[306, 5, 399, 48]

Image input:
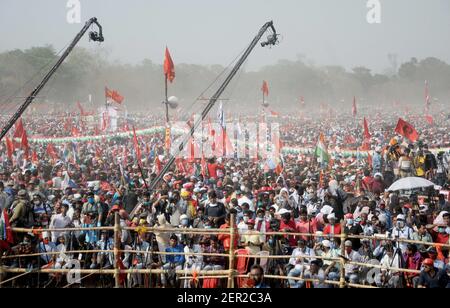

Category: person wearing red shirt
[278, 209, 297, 247]
[323, 213, 342, 238]
[296, 208, 317, 243]
[218, 214, 239, 252]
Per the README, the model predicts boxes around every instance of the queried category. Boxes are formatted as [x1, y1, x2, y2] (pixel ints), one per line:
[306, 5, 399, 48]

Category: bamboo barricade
[3, 219, 448, 289]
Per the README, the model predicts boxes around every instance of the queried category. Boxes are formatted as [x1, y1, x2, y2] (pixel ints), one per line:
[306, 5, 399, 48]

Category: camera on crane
[261, 34, 278, 47]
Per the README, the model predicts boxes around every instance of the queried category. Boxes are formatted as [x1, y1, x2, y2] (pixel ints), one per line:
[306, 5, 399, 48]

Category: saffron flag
[395, 118, 419, 142]
[261, 80, 269, 97]
[164, 47, 175, 83]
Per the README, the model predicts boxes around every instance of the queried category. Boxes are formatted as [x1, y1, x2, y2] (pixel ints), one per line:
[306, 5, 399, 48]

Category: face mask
[34, 200, 40, 205]
[397, 221, 405, 229]
[438, 227, 446, 234]
[88, 198, 94, 204]
[181, 219, 189, 226]
[143, 201, 150, 206]
[347, 219, 354, 226]
[243, 217, 249, 223]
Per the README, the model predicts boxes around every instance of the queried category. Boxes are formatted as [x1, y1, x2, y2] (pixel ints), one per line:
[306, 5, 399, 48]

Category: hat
[18, 190, 27, 197]
[180, 214, 189, 221]
[327, 213, 336, 221]
[247, 219, 255, 225]
[344, 213, 354, 219]
[422, 258, 434, 267]
[322, 240, 331, 248]
[277, 208, 290, 216]
[396, 214, 405, 221]
[344, 240, 353, 247]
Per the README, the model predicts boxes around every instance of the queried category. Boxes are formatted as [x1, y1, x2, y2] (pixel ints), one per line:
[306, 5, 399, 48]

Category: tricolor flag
[314, 133, 329, 164]
[0, 209, 14, 244]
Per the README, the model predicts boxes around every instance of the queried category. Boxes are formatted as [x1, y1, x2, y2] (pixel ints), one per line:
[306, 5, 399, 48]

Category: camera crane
[0, 17, 104, 141]
[147, 21, 280, 192]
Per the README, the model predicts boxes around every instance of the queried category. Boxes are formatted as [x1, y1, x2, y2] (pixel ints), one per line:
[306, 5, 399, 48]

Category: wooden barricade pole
[114, 212, 121, 288]
[227, 214, 236, 288]
[339, 221, 346, 289]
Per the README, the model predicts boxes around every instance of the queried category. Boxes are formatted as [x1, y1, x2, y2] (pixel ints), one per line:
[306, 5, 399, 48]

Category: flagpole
[165, 76, 169, 124]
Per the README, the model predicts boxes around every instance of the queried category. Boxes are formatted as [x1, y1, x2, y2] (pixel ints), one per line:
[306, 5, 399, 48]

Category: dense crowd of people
[0, 110, 450, 288]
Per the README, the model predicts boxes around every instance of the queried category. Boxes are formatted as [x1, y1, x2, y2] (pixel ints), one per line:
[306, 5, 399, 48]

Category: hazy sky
[1, 0, 450, 72]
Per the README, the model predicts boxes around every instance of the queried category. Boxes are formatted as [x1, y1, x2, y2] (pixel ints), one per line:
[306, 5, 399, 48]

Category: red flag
[395, 118, 419, 142]
[13, 118, 24, 139]
[352, 96, 357, 117]
[71, 126, 81, 137]
[175, 158, 186, 174]
[425, 115, 434, 125]
[261, 80, 269, 97]
[164, 47, 175, 83]
[32, 150, 38, 163]
[21, 130, 29, 159]
[154, 155, 162, 175]
[13, 118, 24, 148]
[367, 152, 373, 168]
[105, 87, 124, 104]
[363, 117, 371, 140]
[111, 90, 124, 104]
[46, 143, 58, 161]
[132, 127, 142, 162]
[5, 137, 14, 159]
[77, 101, 87, 116]
[269, 110, 280, 117]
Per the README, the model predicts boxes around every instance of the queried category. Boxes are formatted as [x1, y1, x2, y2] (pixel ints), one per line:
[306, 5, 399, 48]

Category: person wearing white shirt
[390, 214, 414, 253]
[343, 240, 362, 283]
[49, 203, 72, 243]
[288, 239, 316, 288]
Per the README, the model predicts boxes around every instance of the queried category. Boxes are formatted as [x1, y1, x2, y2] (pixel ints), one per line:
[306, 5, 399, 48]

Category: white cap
[327, 213, 336, 221]
[180, 214, 189, 221]
[277, 208, 290, 216]
[397, 214, 405, 221]
[322, 240, 331, 248]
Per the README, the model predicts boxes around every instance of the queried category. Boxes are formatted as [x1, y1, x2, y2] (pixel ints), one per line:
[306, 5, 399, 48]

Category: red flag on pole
[5, 137, 14, 159]
[164, 47, 175, 83]
[425, 115, 434, 125]
[363, 117, 371, 140]
[269, 110, 280, 117]
[352, 96, 357, 117]
[261, 80, 269, 97]
[105, 87, 124, 104]
[21, 130, 29, 160]
[13, 118, 24, 148]
[154, 155, 162, 175]
[32, 150, 38, 163]
[46, 143, 58, 161]
[395, 118, 419, 142]
[132, 127, 142, 162]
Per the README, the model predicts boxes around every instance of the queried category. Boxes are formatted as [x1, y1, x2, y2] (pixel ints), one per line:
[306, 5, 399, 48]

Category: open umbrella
[387, 177, 436, 192]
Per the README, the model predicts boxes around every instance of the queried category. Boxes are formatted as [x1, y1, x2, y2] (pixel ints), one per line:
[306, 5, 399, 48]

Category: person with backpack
[9, 189, 34, 228]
